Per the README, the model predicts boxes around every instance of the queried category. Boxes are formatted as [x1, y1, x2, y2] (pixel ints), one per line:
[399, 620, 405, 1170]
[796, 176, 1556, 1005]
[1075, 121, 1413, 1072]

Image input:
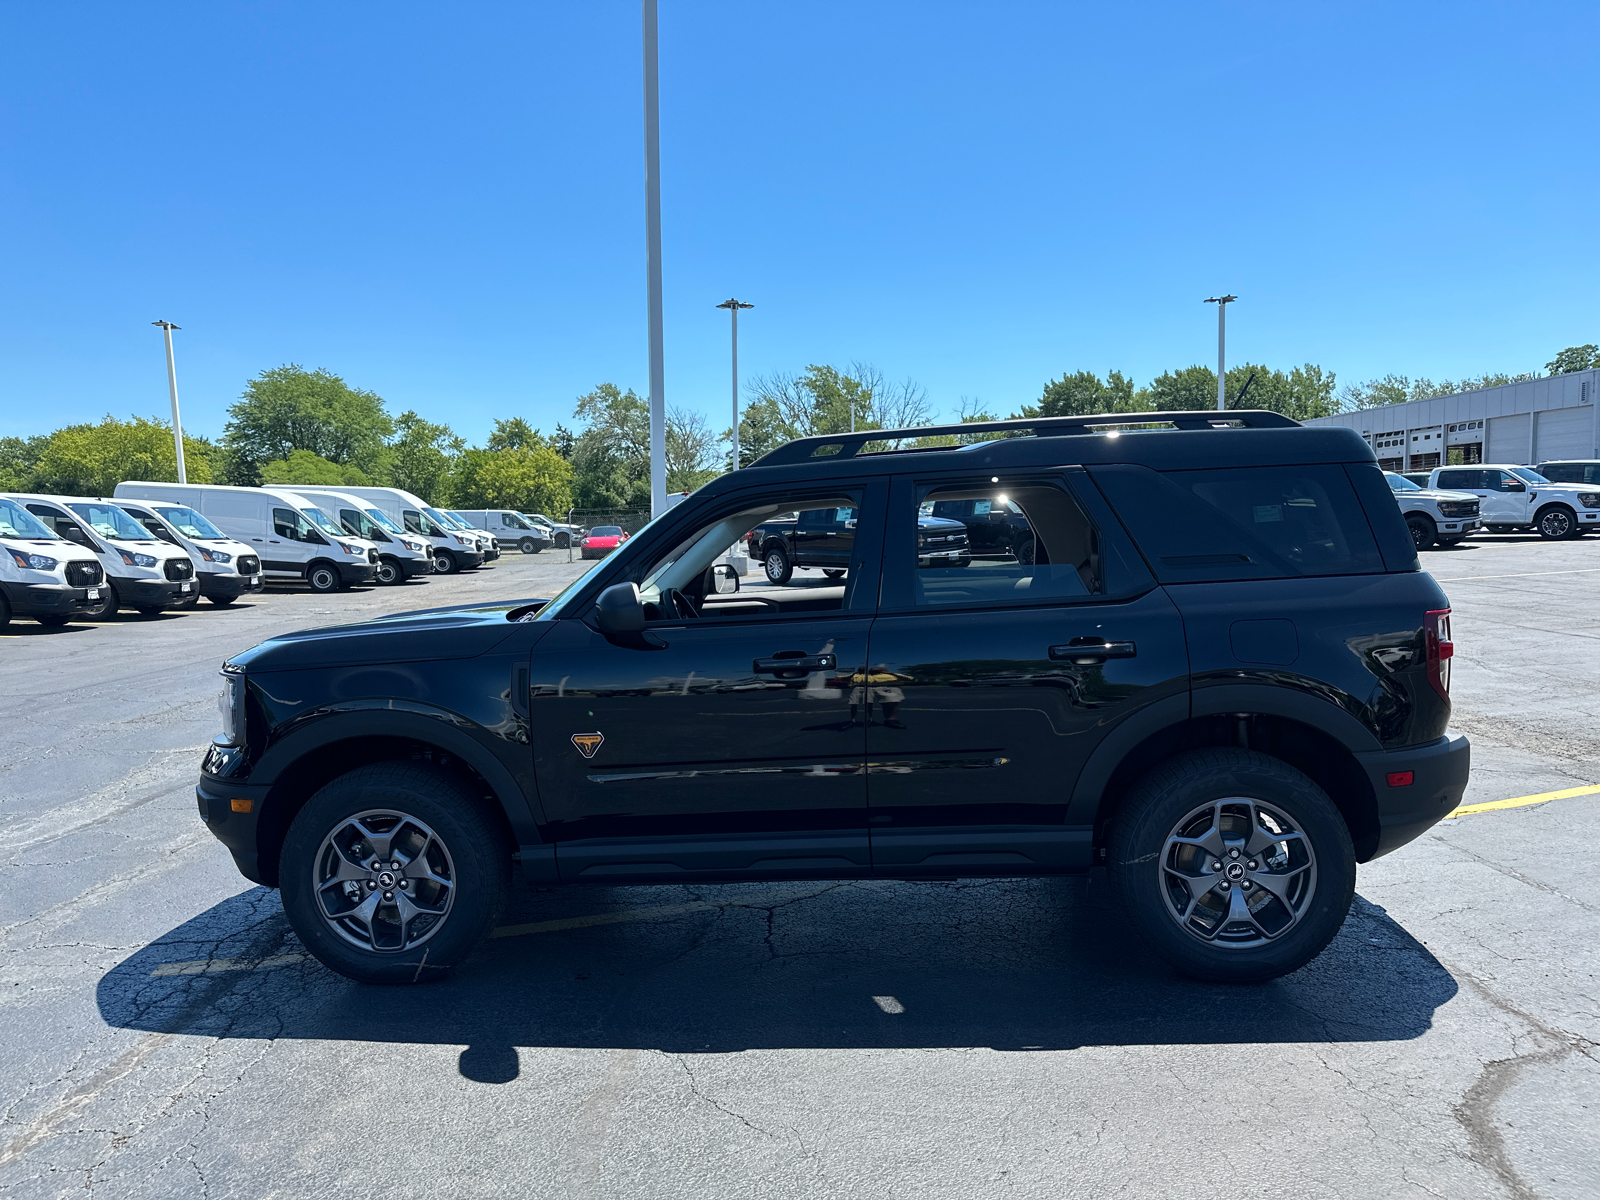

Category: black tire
[279, 763, 511, 985]
[90, 583, 119, 621]
[1107, 748, 1355, 984]
[433, 551, 459, 575]
[307, 561, 341, 593]
[823, 568, 846, 581]
[174, 591, 200, 610]
[209, 594, 238, 606]
[1536, 505, 1577, 540]
[1406, 515, 1436, 551]
[763, 545, 793, 585]
[0, 593, 10, 629]
[1486, 524, 1512, 534]
[519, 538, 538, 555]
[135, 606, 164, 616]
[36, 613, 69, 627]
[375, 556, 403, 586]
[1437, 537, 1465, 547]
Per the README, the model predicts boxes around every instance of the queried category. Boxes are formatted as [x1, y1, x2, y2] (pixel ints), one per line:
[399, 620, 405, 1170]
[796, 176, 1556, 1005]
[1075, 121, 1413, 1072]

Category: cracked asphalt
[1, 538, 1597, 1199]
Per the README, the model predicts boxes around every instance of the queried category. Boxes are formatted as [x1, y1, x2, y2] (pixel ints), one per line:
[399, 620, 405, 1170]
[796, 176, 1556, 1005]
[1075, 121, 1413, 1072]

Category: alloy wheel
[1158, 797, 1318, 949]
[311, 809, 456, 953]
[765, 552, 786, 582]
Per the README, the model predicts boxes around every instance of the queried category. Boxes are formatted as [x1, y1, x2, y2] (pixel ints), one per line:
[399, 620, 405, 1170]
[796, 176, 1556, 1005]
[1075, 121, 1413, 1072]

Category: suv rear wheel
[764, 546, 793, 585]
[1107, 748, 1355, 983]
[279, 763, 510, 984]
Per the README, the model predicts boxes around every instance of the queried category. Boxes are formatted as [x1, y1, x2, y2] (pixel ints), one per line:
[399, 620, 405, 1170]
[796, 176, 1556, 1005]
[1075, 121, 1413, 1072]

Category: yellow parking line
[1448, 783, 1600, 818]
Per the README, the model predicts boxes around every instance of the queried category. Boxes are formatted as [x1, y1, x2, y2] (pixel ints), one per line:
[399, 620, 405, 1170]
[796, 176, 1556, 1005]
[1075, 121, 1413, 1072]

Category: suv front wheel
[279, 763, 510, 984]
[1107, 748, 1355, 983]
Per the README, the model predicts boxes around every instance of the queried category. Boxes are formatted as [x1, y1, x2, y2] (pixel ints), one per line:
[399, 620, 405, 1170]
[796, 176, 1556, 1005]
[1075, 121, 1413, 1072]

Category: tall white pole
[1204, 295, 1236, 411]
[642, 0, 666, 517]
[730, 304, 740, 470]
[1216, 302, 1226, 411]
[154, 320, 187, 483]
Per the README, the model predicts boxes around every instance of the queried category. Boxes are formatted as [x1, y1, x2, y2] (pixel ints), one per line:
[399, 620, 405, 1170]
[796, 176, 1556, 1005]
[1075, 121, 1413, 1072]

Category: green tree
[569, 384, 651, 510]
[1546, 344, 1598, 375]
[31, 416, 213, 495]
[0, 435, 48, 491]
[387, 410, 463, 503]
[486, 417, 541, 452]
[258, 448, 371, 487]
[666, 409, 722, 492]
[449, 446, 573, 513]
[222, 365, 393, 484]
[1031, 369, 1142, 417]
[1147, 365, 1219, 411]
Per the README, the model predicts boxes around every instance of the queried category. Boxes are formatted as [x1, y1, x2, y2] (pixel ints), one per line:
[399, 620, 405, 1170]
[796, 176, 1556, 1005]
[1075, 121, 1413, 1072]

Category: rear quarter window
[1089, 463, 1386, 583]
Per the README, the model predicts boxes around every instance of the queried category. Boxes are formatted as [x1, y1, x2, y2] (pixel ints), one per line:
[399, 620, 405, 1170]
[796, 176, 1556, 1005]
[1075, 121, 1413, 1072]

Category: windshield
[365, 507, 404, 534]
[1385, 473, 1421, 491]
[0, 498, 59, 540]
[151, 504, 226, 539]
[425, 506, 466, 531]
[590, 526, 623, 537]
[68, 501, 154, 541]
[303, 507, 345, 536]
[1510, 467, 1550, 484]
[501, 512, 532, 529]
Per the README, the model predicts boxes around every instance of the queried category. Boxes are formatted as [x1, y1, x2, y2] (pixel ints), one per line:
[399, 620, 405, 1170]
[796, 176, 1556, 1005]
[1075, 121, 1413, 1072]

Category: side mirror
[711, 564, 740, 595]
[305, 528, 329, 545]
[593, 582, 645, 634]
[62, 525, 91, 547]
[1505, 481, 1526, 493]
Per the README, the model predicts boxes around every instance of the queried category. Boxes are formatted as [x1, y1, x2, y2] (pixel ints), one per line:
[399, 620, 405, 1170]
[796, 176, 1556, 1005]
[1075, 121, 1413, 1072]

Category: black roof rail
[747, 409, 1302, 468]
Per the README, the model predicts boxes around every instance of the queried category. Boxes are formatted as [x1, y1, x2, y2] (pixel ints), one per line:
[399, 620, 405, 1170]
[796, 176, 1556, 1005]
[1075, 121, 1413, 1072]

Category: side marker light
[1386, 772, 1414, 788]
[230, 798, 254, 813]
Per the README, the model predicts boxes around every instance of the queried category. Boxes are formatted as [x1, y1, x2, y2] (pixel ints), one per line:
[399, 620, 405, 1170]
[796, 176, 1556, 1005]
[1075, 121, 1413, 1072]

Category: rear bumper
[199, 571, 264, 599]
[1356, 733, 1471, 860]
[0, 579, 99, 617]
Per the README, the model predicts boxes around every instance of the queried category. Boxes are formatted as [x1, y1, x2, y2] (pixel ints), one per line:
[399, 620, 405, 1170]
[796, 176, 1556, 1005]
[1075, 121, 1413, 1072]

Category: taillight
[1425, 608, 1453, 699]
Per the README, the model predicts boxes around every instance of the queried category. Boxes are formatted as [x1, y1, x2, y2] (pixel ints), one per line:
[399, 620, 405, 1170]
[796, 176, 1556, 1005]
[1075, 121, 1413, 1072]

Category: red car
[579, 525, 629, 559]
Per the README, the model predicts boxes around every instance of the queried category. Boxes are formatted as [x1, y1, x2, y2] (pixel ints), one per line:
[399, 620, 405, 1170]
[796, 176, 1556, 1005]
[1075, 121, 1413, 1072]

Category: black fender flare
[1064, 685, 1384, 826]
[252, 704, 542, 842]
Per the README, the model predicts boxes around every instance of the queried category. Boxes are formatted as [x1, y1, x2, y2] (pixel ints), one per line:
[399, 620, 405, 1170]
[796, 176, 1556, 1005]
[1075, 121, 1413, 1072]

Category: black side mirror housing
[62, 525, 91, 547]
[1505, 481, 1526, 493]
[306, 528, 329, 545]
[594, 582, 645, 634]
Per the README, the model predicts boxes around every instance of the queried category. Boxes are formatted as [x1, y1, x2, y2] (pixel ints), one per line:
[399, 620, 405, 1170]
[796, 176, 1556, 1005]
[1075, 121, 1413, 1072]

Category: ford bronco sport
[197, 411, 1470, 985]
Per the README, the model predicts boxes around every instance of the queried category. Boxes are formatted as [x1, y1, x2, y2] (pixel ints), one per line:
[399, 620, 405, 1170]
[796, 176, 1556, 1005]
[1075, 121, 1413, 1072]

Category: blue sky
[2, 2, 1596, 445]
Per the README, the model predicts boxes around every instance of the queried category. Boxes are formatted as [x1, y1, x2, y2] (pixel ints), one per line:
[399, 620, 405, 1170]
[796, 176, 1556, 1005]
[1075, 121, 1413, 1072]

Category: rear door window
[1089, 463, 1383, 583]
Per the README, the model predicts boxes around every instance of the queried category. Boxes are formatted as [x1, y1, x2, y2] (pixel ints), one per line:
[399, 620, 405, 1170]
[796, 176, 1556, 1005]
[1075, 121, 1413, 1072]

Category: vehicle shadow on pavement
[97, 877, 1456, 1082]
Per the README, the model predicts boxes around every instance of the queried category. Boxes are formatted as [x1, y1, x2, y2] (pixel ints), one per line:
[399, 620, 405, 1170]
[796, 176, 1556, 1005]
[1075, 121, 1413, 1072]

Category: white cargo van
[454, 509, 552, 554]
[9, 493, 196, 616]
[337, 487, 485, 575]
[113, 499, 264, 605]
[114, 482, 377, 592]
[0, 495, 105, 628]
[441, 510, 499, 563]
[289, 488, 433, 585]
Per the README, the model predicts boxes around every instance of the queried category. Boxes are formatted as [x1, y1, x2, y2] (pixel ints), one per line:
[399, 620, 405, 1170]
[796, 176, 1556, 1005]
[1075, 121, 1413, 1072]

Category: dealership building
[1302, 369, 1599, 472]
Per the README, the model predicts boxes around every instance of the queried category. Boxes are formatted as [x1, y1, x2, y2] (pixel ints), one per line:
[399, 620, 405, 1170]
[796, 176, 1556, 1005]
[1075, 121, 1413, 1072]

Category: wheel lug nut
[1248, 860, 1258, 870]
[1242, 881, 1252, 890]
[1229, 848, 1240, 858]
[1219, 881, 1231, 890]
[390, 861, 401, 870]
[1211, 861, 1222, 871]
[383, 891, 394, 901]
[399, 880, 409, 889]
[366, 881, 376, 890]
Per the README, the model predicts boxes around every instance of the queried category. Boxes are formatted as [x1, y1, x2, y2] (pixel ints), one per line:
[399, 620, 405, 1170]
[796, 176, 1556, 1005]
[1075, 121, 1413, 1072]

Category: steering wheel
[660, 587, 699, 620]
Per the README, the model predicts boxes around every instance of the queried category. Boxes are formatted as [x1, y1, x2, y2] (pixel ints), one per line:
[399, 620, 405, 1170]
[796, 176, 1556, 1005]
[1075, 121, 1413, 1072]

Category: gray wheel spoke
[1249, 863, 1309, 906]
[350, 818, 394, 861]
[326, 889, 379, 928]
[1219, 884, 1270, 939]
[1245, 821, 1304, 858]
[311, 809, 457, 956]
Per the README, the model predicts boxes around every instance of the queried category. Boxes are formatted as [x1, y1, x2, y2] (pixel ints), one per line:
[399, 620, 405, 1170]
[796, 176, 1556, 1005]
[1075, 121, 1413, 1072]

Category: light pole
[716, 298, 753, 469]
[1203, 296, 1235, 412]
[1203, 295, 1236, 411]
[642, 0, 667, 517]
[152, 320, 187, 483]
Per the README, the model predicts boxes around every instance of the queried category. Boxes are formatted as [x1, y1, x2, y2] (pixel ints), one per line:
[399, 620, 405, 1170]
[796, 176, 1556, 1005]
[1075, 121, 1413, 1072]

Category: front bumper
[197, 767, 270, 885]
[1438, 518, 1480, 535]
[0, 579, 99, 617]
[400, 556, 434, 579]
[337, 562, 377, 585]
[198, 571, 264, 599]
[1355, 733, 1471, 860]
[109, 574, 193, 609]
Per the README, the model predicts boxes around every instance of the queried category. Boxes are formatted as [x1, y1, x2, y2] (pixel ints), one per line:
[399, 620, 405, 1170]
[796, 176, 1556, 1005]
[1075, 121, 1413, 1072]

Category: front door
[1435, 467, 1527, 524]
[791, 505, 856, 569]
[865, 470, 1188, 876]
[527, 480, 887, 882]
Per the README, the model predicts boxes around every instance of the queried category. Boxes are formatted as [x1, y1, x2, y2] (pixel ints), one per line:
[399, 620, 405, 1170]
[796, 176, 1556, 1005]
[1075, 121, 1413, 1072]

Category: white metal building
[1303, 369, 1599, 471]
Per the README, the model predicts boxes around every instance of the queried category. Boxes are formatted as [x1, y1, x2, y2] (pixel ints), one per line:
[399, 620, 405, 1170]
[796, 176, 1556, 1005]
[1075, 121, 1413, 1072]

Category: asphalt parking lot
[1, 537, 1597, 1200]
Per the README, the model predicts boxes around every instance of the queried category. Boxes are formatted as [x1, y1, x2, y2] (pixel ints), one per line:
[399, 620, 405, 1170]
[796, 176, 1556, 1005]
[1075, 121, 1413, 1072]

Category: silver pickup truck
[1384, 472, 1481, 550]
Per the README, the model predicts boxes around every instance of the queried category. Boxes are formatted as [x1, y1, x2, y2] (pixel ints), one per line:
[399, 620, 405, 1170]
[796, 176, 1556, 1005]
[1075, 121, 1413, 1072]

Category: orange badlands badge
[571, 732, 604, 759]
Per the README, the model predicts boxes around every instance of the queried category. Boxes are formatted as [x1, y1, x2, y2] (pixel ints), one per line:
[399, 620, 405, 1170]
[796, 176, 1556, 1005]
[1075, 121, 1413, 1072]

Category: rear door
[791, 506, 856, 569]
[864, 469, 1186, 876]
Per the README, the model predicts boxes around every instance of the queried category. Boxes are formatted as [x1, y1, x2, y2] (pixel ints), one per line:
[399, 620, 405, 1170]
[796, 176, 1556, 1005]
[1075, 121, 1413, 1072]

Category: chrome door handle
[1050, 639, 1136, 664]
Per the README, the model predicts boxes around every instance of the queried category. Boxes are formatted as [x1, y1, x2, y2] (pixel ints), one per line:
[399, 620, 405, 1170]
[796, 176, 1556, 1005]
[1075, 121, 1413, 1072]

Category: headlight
[1580, 493, 1600, 509]
[199, 548, 233, 564]
[455, 534, 471, 546]
[120, 551, 158, 568]
[8, 549, 59, 570]
[403, 539, 426, 552]
[338, 541, 360, 555]
[217, 669, 245, 746]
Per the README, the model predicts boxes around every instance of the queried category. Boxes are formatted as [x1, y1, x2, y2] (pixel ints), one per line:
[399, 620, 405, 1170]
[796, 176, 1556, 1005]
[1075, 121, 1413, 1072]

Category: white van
[8, 493, 197, 616]
[114, 482, 377, 592]
[113, 498, 264, 606]
[453, 509, 552, 554]
[0, 495, 105, 628]
[337, 487, 485, 575]
[288, 488, 433, 586]
[441, 510, 499, 563]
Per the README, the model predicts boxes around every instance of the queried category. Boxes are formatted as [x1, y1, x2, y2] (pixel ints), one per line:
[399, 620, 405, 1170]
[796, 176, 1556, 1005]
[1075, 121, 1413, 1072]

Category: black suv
[198, 411, 1470, 985]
